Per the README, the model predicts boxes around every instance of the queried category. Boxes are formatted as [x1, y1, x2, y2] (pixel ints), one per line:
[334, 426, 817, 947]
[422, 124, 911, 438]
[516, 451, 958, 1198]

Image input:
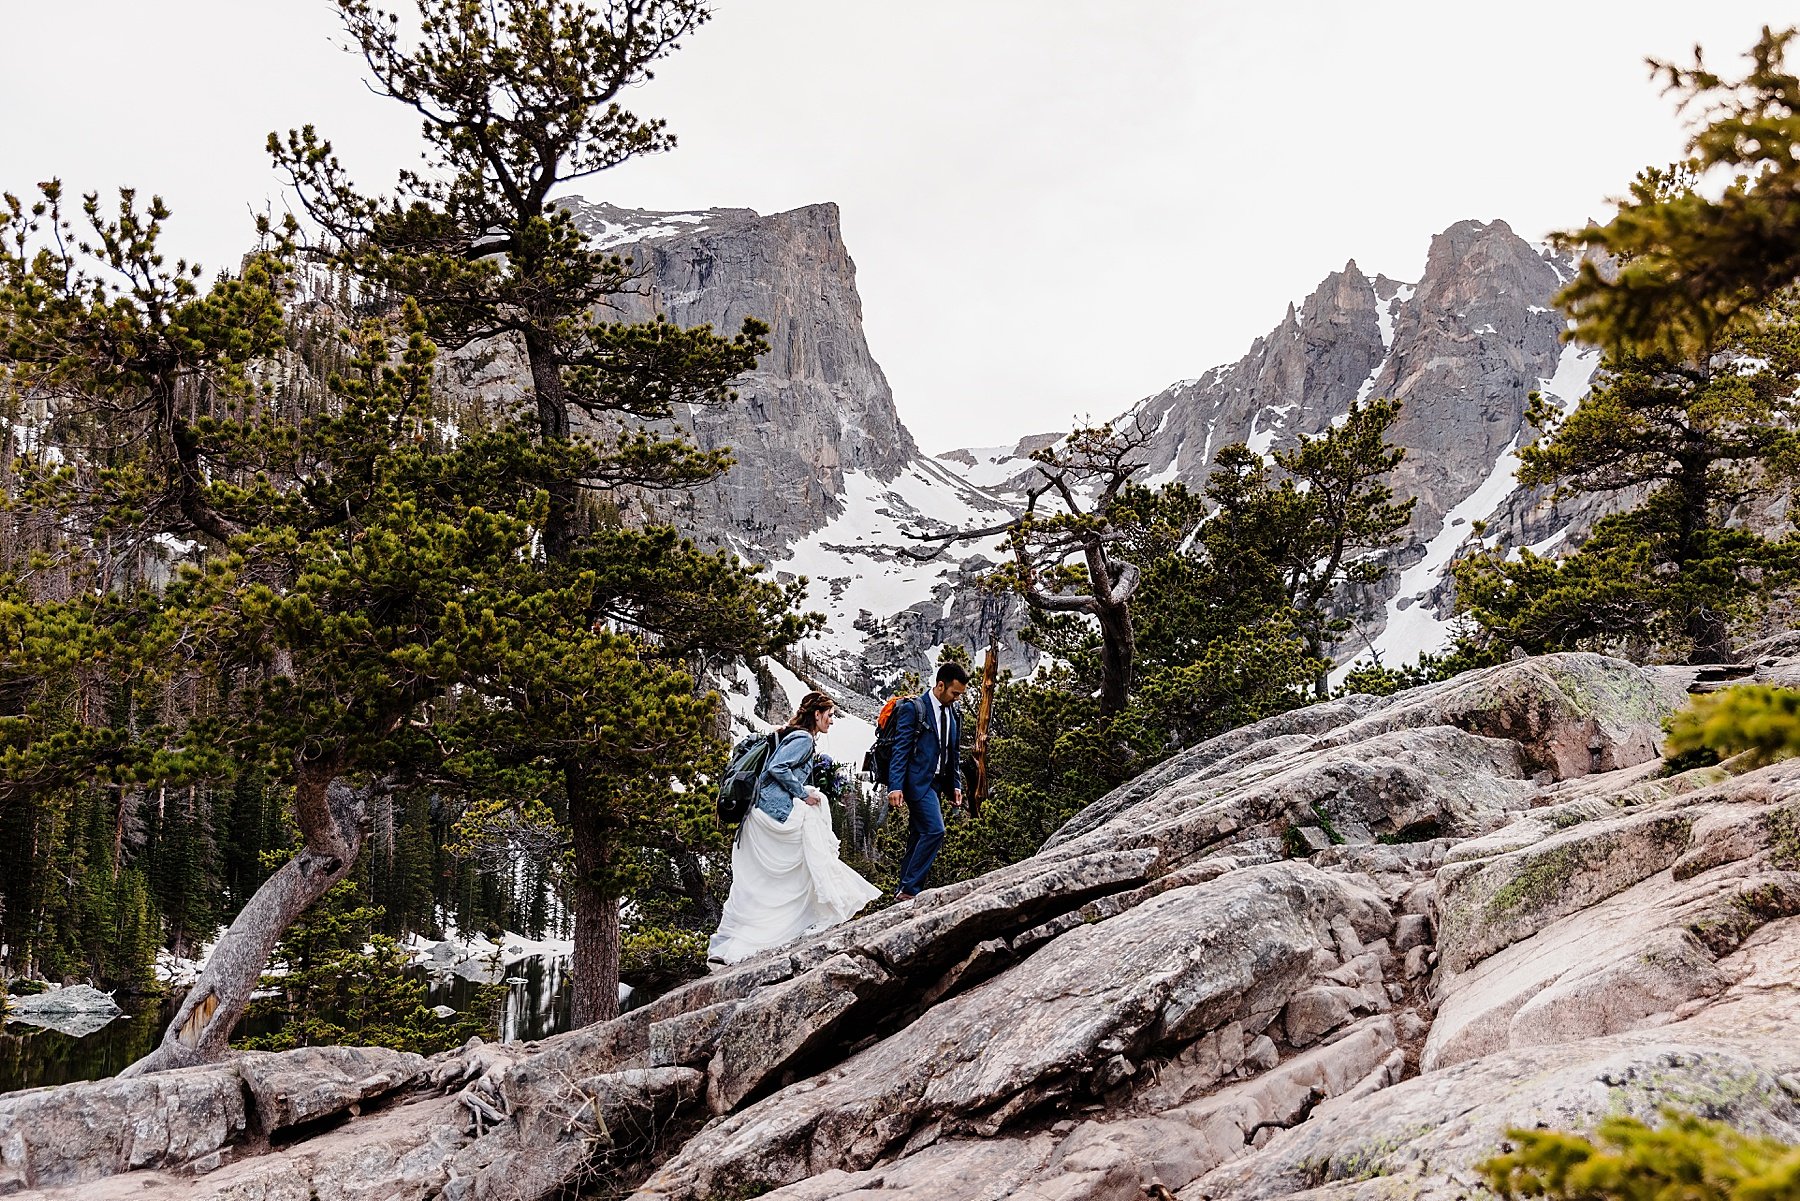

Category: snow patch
[1375, 282, 1414, 350]
[1336, 342, 1603, 682]
[936, 444, 1032, 490]
[1507, 527, 1569, 562]
[1139, 456, 1183, 490]
[1538, 344, 1602, 421]
[771, 466, 1002, 671]
[1245, 404, 1296, 457]
[1338, 439, 1522, 682]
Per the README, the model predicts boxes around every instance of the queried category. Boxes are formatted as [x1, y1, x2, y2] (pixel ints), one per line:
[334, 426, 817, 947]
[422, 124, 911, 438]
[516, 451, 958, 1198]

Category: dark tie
[938, 704, 950, 778]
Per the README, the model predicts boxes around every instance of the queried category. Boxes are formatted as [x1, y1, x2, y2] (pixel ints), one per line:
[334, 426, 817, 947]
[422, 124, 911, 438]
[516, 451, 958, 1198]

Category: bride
[708, 690, 881, 964]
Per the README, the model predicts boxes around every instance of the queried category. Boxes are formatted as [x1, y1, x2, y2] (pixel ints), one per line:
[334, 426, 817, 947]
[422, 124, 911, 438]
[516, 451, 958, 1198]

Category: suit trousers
[898, 789, 946, 895]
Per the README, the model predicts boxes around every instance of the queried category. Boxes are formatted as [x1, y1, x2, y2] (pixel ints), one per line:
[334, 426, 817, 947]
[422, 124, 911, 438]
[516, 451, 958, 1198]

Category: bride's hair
[785, 690, 836, 734]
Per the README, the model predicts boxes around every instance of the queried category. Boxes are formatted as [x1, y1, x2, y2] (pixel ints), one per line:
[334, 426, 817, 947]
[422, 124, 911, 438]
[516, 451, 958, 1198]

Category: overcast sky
[0, 2, 1783, 451]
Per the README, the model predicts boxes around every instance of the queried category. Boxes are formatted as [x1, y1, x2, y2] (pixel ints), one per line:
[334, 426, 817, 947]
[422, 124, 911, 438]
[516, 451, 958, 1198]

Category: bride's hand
[804, 787, 824, 806]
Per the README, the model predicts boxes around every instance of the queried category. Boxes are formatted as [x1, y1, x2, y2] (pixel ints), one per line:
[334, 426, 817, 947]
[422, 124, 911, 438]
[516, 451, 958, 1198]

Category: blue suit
[887, 693, 961, 895]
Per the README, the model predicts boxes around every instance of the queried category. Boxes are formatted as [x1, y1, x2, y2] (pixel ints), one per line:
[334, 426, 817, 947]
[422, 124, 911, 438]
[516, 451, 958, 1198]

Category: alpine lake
[0, 952, 577, 1094]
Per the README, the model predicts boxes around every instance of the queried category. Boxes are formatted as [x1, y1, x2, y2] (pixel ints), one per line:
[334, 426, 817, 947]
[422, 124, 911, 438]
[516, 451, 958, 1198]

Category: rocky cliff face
[558, 200, 922, 552]
[940, 220, 1611, 674]
[18, 650, 1800, 1200]
[450, 204, 1619, 685]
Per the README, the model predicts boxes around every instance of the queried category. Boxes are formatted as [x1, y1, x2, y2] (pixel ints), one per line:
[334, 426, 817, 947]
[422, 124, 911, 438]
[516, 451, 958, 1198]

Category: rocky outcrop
[17, 650, 1800, 1200]
[564, 201, 923, 553]
[0, 1045, 424, 1192]
[3, 985, 123, 1038]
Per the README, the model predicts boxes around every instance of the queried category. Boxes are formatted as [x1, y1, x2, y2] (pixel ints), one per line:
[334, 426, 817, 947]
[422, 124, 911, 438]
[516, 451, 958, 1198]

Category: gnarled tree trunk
[569, 773, 623, 1027]
[122, 758, 364, 1076]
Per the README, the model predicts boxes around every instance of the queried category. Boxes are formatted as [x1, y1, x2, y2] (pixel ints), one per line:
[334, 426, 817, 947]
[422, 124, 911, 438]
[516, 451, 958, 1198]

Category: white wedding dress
[708, 794, 881, 964]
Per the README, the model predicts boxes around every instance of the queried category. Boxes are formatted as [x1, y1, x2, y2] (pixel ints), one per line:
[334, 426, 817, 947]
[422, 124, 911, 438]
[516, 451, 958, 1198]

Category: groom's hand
[953, 789, 964, 809]
[887, 789, 904, 808]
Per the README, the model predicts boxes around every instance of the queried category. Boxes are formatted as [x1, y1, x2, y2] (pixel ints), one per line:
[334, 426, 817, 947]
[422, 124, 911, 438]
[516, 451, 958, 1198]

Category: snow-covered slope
[769, 459, 1028, 689]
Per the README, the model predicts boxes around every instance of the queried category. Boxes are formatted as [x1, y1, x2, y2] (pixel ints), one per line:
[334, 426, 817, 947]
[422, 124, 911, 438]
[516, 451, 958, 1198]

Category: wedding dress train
[707, 795, 880, 965]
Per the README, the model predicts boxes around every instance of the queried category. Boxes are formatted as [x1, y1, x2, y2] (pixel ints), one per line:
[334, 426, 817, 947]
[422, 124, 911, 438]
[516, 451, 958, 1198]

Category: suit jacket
[887, 693, 961, 801]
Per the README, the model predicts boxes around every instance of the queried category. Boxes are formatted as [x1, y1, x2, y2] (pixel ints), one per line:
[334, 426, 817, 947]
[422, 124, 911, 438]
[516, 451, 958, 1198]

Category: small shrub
[1479, 1110, 1800, 1200]
[1665, 686, 1800, 768]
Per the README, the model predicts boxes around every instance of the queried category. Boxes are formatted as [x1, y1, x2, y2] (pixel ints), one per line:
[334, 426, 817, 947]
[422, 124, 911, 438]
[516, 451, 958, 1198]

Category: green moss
[1489, 847, 1579, 915]
[1602, 1064, 1787, 1119]
[1546, 661, 1662, 725]
[1311, 802, 1346, 845]
[1313, 1124, 1443, 1187]
[1766, 804, 1800, 872]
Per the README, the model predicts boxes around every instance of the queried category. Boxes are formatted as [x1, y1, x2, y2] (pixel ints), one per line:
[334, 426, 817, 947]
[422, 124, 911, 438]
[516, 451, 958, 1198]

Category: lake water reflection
[0, 954, 575, 1094]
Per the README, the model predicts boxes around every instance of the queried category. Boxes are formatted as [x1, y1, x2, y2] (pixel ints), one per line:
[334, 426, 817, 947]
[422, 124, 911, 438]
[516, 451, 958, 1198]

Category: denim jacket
[754, 730, 815, 822]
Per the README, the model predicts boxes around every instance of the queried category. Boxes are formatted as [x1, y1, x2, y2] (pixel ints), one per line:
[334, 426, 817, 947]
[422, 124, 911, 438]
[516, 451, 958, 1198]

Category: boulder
[748, 1018, 1401, 1201]
[1327, 652, 1672, 780]
[1194, 916, 1800, 1201]
[4, 985, 120, 1017]
[235, 1045, 427, 1133]
[1047, 697, 1384, 848]
[0, 1064, 250, 1191]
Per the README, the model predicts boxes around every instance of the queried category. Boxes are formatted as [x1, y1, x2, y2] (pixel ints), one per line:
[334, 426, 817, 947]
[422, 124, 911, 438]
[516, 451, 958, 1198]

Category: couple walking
[707, 663, 970, 964]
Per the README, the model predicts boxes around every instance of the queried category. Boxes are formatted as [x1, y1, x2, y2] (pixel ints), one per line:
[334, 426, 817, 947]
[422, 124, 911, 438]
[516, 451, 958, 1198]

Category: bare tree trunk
[570, 777, 622, 1027]
[523, 328, 576, 562]
[1096, 601, 1135, 717]
[123, 759, 363, 1077]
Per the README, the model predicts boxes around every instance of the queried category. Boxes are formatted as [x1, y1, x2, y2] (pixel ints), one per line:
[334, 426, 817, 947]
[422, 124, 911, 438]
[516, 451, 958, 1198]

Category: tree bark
[1096, 600, 1135, 717]
[123, 757, 363, 1076]
[523, 327, 577, 562]
[569, 774, 623, 1027]
[668, 838, 719, 926]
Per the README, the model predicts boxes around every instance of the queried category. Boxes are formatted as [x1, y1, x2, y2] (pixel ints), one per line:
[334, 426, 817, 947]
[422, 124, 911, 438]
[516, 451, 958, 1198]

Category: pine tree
[270, 0, 806, 1026]
[928, 476, 1319, 884]
[1204, 399, 1415, 695]
[1457, 30, 1800, 665]
[2, 182, 753, 1067]
[911, 422, 1163, 717]
[1558, 29, 1800, 361]
[1480, 1110, 1800, 1201]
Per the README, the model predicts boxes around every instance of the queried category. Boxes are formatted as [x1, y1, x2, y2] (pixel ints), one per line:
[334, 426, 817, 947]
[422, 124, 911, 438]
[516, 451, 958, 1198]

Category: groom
[886, 662, 969, 900]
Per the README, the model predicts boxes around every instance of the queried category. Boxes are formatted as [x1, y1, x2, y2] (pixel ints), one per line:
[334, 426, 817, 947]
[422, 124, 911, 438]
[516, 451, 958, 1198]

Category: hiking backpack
[863, 694, 930, 789]
[717, 730, 782, 827]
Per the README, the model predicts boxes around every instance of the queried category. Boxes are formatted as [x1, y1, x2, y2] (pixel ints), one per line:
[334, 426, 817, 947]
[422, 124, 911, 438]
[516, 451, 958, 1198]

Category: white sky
[0, 2, 1783, 452]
